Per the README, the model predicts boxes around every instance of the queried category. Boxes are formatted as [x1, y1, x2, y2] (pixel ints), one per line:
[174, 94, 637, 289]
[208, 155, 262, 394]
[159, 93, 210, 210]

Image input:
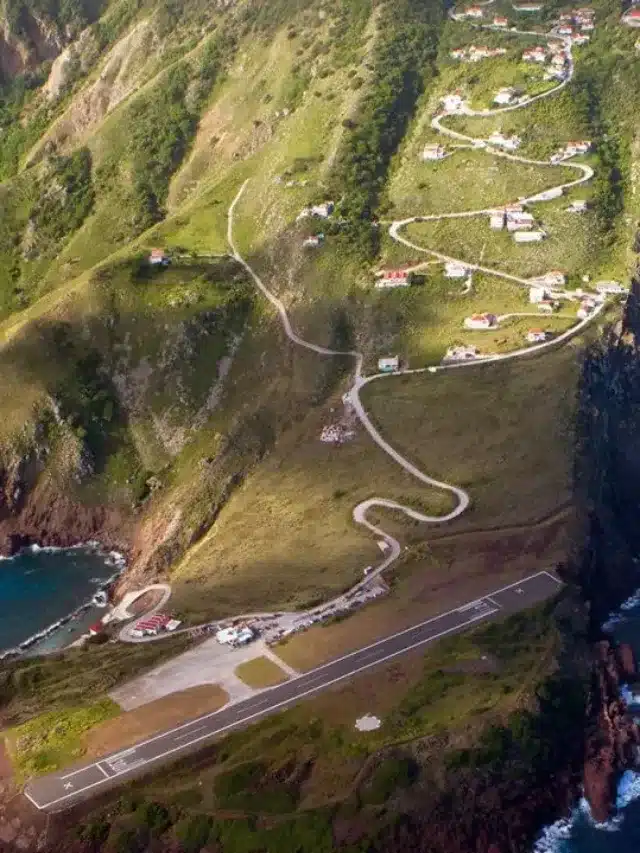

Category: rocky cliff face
[0, 13, 64, 78]
[583, 641, 640, 822]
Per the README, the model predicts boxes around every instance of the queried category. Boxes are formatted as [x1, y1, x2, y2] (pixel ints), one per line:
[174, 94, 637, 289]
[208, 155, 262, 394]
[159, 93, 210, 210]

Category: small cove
[0, 544, 124, 656]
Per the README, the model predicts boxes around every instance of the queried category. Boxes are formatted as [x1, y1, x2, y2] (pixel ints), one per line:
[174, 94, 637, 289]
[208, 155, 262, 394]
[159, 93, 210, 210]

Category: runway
[24, 570, 562, 812]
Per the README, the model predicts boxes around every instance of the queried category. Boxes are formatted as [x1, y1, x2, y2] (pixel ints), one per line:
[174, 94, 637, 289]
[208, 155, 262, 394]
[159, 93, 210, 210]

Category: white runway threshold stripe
[23, 570, 562, 812]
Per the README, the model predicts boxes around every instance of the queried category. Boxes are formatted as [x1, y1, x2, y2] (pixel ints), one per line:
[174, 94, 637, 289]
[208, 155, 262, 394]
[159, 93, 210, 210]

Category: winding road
[121, 14, 605, 644]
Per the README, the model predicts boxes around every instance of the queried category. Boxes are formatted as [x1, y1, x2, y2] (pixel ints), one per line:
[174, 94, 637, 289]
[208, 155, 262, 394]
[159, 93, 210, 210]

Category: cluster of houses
[464, 312, 498, 330]
[551, 140, 591, 162]
[488, 204, 546, 242]
[130, 613, 182, 639]
[450, 45, 507, 62]
[556, 6, 595, 39]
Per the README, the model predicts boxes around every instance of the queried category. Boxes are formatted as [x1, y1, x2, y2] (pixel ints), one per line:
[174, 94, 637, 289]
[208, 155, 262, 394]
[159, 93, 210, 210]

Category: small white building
[596, 281, 627, 295]
[422, 143, 447, 161]
[493, 16, 509, 26]
[303, 234, 324, 248]
[443, 345, 480, 363]
[565, 140, 592, 157]
[450, 48, 467, 60]
[514, 230, 546, 243]
[507, 212, 535, 231]
[494, 87, 517, 106]
[538, 301, 555, 313]
[376, 270, 410, 288]
[444, 261, 469, 278]
[490, 212, 506, 230]
[526, 329, 547, 343]
[463, 5, 484, 18]
[567, 200, 588, 213]
[441, 93, 466, 113]
[530, 286, 550, 303]
[378, 356, 400, 373]
[464, 313, 498, 330]
[577, 300, 595, 320]
[488, 131, 521, 150]
[311, 201, 335, 218]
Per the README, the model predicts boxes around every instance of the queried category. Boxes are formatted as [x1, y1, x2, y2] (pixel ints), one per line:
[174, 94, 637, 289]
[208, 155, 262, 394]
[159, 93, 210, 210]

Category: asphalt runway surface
[25, 570, 562, 812]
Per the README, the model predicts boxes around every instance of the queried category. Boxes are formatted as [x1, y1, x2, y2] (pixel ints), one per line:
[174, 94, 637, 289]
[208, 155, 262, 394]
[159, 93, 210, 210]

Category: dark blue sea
[533, 592, 640, 853]
[0, 544, 125, 656]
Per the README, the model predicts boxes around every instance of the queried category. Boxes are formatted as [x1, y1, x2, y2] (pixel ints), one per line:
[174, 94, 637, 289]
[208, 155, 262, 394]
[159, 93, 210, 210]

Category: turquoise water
[0, 544, 125, 656]
[533, 593, 640, 853]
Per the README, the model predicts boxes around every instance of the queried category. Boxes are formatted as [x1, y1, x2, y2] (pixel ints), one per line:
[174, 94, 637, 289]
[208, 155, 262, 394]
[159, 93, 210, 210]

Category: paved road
[24, 571, 562, 812]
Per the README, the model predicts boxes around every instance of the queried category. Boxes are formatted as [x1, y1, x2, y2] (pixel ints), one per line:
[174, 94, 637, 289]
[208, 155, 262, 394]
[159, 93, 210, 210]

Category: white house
[488, 131, 521, 150]
[464, 313, 498, 330]
[526, 329, 547, 343]
[444, 261, 469, 278]
[376, 270, 410, 288]
[514, 230, 546, 242]
[522, 46, 547, 62]
[443, 344, 480, 363]
[538, 301, 555, 313]
[494, 87, 517, 106]
[450, 48, 467, 60]
[441, 93, 466, 113]
[572, 33, 590, 44]
[311, 201, 335, 218]
[529, 286, 549, 303]
[493, 16, 509, 26]
[422, 143, 447, 161]
[558, 25, 574, 36]
[490, 212, 506, 230]
[507, 212, 535, 231]
[303, 234, 324, 248]
[596, 281, 627, 295]
[567, 199, 588, 213]
[463, 5, 484, 18]
[378, 356, 400, 373]
[565, 140, 591, 156]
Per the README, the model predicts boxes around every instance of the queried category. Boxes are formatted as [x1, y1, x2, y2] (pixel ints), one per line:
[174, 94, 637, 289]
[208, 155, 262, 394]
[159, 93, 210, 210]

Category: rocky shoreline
[583, 640, 640, 823]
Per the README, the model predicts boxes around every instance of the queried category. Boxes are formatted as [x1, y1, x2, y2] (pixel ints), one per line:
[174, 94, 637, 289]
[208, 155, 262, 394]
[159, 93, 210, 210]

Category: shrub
[174, 814, 212, 853]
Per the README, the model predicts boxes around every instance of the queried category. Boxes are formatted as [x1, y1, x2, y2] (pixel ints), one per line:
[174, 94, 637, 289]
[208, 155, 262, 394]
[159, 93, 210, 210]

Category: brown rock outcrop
[583, 640, 640, 822]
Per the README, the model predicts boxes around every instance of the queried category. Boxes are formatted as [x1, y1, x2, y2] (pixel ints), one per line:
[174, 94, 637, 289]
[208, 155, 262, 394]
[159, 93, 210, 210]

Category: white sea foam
[620, 684, 640, 707]
[531, 810, 576, 853]
[0, 544, 127, 658]
[615, 770, 640, 810]
[602, 588, 640, 632]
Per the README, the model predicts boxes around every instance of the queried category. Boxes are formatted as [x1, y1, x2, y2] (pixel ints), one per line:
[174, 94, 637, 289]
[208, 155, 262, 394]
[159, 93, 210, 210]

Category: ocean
[533, 592, 640, 853]
[0, 543, 125, 657]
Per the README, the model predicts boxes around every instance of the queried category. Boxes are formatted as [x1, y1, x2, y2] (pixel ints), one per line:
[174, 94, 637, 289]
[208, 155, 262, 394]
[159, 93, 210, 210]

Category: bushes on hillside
[332, 0, 445, 258]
